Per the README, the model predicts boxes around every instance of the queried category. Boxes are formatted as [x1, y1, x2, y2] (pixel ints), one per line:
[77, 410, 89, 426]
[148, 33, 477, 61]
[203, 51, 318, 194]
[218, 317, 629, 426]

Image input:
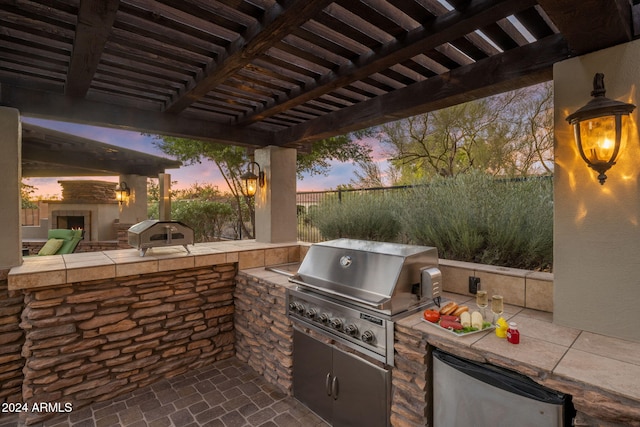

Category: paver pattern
[0, 358, 328, 427]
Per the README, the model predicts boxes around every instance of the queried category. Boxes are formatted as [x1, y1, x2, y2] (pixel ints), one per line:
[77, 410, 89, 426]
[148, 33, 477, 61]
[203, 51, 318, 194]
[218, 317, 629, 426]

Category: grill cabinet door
[293, 328, 391, 427]
[293, 329, 333, 423]
[332, 347, 390, 427]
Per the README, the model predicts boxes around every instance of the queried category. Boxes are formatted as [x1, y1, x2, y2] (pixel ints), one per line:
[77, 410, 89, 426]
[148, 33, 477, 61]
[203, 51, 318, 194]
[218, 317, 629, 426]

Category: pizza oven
[127, 219, 194, 256]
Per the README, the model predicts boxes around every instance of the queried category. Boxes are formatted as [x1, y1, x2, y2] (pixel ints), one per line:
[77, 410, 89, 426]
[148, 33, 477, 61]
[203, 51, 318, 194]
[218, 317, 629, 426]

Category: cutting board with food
[422, 301, 494, 336]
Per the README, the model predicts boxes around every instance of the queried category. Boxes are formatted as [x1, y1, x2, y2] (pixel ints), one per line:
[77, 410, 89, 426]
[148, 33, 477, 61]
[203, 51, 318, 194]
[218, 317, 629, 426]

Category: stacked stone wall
[234, 273, 293, 394]
[392, 323, 431, 427]
[0, 269, 24, 404]
[59, 180, 116, 204]
[19, 264, 237, 425]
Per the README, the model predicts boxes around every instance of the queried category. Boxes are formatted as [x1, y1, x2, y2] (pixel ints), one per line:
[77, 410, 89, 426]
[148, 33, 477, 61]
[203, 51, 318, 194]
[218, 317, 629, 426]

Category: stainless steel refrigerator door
[433, 350, 567, 427]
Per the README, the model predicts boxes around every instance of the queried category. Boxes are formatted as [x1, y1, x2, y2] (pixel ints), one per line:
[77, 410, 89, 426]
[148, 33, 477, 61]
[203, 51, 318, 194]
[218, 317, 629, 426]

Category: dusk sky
[22, 117, 387, 198]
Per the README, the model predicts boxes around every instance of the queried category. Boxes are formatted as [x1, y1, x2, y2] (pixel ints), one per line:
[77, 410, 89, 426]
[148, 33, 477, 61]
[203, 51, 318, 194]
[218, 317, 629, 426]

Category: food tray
[421, 318, 495, 337]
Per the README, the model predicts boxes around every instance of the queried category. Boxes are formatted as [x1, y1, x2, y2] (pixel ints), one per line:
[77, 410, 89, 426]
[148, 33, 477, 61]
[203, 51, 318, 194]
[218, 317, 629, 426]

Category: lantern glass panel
[244, 178, 258, 197]
[577, 115, 627, 164]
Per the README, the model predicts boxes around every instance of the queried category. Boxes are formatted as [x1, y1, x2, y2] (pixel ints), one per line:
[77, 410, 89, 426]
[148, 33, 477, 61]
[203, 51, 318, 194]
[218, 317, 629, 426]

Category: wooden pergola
[0, 0, 637, 150]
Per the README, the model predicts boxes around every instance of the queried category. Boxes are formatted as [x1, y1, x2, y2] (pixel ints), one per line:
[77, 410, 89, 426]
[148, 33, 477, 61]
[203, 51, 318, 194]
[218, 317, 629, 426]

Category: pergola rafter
[0, 0, 637, 151]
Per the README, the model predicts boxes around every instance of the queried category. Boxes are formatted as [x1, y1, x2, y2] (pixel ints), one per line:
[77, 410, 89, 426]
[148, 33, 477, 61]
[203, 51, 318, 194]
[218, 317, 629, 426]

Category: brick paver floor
[0, 357, 329, 427]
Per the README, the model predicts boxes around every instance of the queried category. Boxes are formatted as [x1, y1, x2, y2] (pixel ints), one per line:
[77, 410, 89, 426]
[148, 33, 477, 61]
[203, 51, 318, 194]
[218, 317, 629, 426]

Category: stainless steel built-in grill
[288, 239, 441, 365]
[128, 220, 194, 256]
[287, 239, 442, 427]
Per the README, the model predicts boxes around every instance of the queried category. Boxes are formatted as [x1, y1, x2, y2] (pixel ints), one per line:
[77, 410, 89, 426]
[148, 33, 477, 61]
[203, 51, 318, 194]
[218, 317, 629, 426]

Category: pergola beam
[65, 0, 120, 97]
[1, 84, 274, 148]
[536, 0, 633, 55]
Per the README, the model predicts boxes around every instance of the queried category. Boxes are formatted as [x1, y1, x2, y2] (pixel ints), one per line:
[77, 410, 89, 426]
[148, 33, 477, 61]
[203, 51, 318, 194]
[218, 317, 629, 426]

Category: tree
[150, 134, 372, 238]
[377, 83, 553, 181]
[150, 138, 256, 238]
[510, 83, 554, 174]
[296, 133, 373, 179]
[350, 159, 385, 188]
[21, 181, 38, 209]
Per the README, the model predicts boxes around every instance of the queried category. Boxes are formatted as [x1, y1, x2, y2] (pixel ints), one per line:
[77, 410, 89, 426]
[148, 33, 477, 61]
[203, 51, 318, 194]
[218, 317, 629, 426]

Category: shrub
[310, 191, 401, 242]
[399, 173, 553, 270]
[148, 199, 234, 243]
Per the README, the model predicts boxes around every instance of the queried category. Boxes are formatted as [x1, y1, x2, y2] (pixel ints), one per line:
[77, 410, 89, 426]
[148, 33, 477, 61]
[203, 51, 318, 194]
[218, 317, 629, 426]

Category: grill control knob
[319, 313, 330, 324]
[305, 308, 317, 319]
[361, 330, 375, 344]
[344, 324, 359, 337]
[288, 302, 300, 312]
[289, 302, 305, 315]
[329, 318, 343, 330]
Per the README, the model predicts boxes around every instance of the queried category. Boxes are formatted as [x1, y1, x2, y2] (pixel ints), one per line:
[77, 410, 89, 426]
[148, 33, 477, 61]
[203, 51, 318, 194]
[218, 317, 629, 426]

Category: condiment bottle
[507, 322, 520, 344]
[495, 317, 508, 338]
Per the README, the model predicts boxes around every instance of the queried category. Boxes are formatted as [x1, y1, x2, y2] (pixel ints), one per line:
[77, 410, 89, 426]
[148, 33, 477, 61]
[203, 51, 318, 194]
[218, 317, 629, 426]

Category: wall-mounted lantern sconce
[566, 73, 636, 185]
[115, 182, 130, 204]
[240, 161, 265, 197]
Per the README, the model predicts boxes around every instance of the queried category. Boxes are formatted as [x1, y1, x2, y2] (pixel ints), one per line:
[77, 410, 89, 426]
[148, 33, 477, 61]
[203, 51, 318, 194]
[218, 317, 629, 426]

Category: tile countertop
[7, 241, 303, 291]
[398, 292, 640, 423]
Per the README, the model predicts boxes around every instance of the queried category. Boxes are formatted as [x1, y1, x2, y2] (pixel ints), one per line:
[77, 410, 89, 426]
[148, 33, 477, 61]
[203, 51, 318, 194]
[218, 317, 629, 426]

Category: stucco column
[254, 146, 297, 243]
[553, 39, 640, 342]
[119, 174, 148, 224]
[0, 107, 22, 269]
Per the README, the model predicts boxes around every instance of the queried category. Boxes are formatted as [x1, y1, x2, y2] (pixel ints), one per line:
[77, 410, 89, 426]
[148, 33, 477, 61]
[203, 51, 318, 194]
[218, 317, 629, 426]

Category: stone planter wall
[18, 264, 237, 425]
[0, 269, 24, 404]
[234, 272, 293, 394]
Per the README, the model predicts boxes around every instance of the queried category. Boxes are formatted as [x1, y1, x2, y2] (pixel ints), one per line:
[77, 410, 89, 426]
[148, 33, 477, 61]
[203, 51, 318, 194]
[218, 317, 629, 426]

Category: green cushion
[38, 238, 65, 256]
[47, 229, 84, 254]
[48, 229, 77, 240]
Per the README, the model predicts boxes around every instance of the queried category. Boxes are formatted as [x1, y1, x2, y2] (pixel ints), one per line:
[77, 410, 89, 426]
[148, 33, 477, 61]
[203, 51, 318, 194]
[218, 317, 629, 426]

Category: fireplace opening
[51, 210, 91, 240]
[58, 216, 84, 230]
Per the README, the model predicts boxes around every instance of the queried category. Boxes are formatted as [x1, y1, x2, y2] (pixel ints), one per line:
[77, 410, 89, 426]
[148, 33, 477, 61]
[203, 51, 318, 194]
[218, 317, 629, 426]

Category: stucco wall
[553, 39, 640, 342]
[0, 108, 21, 270]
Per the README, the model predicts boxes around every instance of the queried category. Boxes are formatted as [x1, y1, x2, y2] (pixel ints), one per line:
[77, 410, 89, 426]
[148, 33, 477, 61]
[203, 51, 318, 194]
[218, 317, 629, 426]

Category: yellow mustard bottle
[495, 317, 508, 338]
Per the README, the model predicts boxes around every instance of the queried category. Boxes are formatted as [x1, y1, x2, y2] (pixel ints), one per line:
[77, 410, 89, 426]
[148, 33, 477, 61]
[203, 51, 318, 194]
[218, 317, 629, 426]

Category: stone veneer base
[14, 264, 237, 425]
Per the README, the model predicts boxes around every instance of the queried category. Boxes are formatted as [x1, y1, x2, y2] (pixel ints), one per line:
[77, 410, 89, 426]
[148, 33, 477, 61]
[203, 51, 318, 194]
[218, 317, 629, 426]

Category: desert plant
[398, 172, 552, 270]
[310, 191, 401, 242]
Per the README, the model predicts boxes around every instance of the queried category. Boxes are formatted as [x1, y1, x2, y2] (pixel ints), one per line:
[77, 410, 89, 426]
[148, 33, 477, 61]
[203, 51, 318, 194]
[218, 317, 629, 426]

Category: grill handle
[289, 278, 390, 309]
[164, 225, 177, 244]
[331, 376, 339, 400]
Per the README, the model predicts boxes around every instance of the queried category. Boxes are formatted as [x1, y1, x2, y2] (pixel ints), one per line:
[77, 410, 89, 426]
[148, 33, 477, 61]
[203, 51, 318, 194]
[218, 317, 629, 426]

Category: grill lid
[291, 239, 439, 312]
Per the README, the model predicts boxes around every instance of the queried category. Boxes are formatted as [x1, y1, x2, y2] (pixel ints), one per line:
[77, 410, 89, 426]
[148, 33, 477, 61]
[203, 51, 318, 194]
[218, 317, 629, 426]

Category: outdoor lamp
[115, 182, 130, 204]
[240, 161, 265, 197]
[566, 73, 636, 185]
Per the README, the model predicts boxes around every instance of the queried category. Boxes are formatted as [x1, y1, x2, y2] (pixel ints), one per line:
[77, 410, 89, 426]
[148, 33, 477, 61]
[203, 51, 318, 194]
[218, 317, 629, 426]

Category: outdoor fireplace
[51, 210, 90, 240]
[48, 180, 119, 241]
